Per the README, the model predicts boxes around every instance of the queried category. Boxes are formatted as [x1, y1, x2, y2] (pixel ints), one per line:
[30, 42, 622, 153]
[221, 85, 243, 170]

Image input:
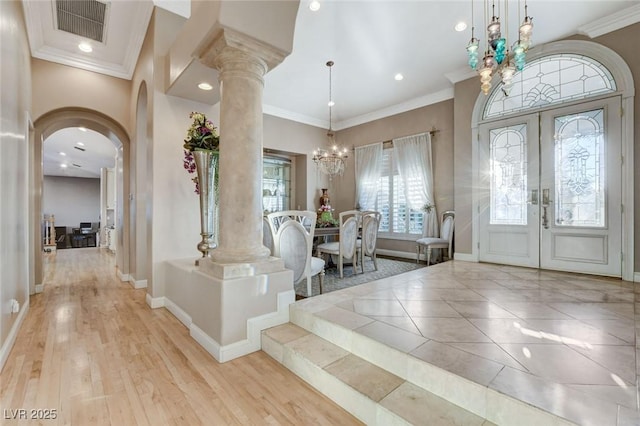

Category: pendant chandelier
[312, 60, 348, 179]
[466, 0, 534, 95]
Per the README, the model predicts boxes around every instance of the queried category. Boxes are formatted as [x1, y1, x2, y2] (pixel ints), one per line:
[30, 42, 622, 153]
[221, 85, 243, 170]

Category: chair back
[266, 210, 313, 235]
[339, 216, 359, 259]
[441, 211, 455, 243]
[360, 211, 381, 256]
[339, 210, 361, 226]
[267, 210, 317, 284]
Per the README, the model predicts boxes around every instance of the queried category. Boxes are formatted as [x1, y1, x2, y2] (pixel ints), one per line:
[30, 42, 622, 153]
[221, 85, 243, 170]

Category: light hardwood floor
[1, 248, 361, 425]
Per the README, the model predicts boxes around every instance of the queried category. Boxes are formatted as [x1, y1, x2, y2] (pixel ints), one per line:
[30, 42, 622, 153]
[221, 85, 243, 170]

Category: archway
[470, 40, 635, 281]
[32, 108, 131, 293]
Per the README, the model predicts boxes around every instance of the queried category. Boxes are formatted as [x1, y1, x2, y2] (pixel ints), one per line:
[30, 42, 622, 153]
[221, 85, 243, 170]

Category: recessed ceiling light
[76, 142, 85, 146]
[394, 73, 404, 81]
[60, 164, 68, 168]
[78, 42, 92, 53]
[59, 152, 66, 156]
[309, 0, 320, 11]
[328, 101, 335, 107]
[198, 82, 213, 91]
[78, 127, 87, 132]
[454, 22, 467, 32]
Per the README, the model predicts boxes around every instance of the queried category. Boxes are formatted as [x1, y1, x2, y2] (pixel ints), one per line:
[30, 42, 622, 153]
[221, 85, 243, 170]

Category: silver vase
[193, 150, 218, 265]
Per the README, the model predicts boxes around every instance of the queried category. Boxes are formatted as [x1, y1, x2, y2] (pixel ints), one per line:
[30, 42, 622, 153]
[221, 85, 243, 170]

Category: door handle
[529, 189, 539, 205]
[541, 189, 551, 229]
[542, 188, 551, 206]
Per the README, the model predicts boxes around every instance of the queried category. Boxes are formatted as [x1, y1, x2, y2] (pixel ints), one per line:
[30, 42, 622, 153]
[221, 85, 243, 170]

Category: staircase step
[262, 323, 493, 425]
[263, 297, 584, 425]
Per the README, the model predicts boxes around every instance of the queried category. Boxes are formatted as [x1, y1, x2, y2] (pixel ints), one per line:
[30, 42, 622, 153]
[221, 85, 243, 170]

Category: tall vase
[193, 150, 218, 265]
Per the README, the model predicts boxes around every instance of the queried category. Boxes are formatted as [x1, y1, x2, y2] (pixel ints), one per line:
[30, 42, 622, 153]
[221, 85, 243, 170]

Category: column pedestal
[162, 257, 294, 362]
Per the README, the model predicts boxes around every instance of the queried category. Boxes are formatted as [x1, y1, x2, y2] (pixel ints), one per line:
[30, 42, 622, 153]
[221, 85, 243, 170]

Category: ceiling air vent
[74, 146, 86, 152]
[55, 0, 107, 43]
[72, 163, 82, 168]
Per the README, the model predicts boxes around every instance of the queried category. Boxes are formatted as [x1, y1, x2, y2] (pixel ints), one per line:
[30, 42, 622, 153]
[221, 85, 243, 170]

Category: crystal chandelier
[466, 0, 533, 95]
[312, 60, 348, 179]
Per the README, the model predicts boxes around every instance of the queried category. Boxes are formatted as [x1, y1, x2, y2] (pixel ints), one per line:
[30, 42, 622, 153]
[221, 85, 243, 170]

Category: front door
[479, 97, 622, 276]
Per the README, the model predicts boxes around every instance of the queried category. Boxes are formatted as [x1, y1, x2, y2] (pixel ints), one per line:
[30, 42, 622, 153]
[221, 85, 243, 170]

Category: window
[376, 148, 424, 238]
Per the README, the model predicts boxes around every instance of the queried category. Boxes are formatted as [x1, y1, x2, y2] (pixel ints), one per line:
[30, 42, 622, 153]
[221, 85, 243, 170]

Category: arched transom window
[484, 53, 616, 119]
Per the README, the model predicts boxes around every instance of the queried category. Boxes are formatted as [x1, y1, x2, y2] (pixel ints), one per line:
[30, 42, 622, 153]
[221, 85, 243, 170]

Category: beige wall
[453, 23, 640, 270]
[0, 0, 32, 367]
[334, 100, 455, 254]
[31, 59, 131, 132]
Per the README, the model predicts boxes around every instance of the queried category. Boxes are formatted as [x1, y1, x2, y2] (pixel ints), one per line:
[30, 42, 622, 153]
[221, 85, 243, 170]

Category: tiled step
[263, 298, 589, 426]
[262, 323, 493, 425]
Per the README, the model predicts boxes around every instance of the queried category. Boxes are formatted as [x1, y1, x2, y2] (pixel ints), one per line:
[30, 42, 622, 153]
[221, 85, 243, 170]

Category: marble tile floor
[272, 260, 640, 425]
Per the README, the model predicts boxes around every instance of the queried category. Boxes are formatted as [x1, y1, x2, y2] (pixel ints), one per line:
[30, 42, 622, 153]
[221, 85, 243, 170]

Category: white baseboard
[0, 298, 29, 372]
[377, 249, 417, 261]
[117, 269, 130, 283]
[164, 298, 192, 328]
[34, 284, 44, 294]
[145, 293, 165, 309]
[130, 279, 147, 289]
[454, 253, 477, 262]
[163, 289, 294, 363]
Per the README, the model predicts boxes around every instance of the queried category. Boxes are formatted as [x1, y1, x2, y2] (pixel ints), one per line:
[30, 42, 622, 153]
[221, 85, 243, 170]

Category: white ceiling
[43, 127, 117, 178]
[22, 0, 640, 177]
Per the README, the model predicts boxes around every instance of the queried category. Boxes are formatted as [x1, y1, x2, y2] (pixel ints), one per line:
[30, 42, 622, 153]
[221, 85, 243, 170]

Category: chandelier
[312, 60, 348, 179]
[466, 0, 533, 95]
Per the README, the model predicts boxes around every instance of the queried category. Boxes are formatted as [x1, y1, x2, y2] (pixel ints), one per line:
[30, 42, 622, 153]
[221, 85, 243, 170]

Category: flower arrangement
[183, 112, 220, 194]
[317, 204, 338, 227]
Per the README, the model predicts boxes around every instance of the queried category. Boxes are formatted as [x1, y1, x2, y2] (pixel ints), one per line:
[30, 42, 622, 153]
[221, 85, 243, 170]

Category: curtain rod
[382, 126, 439, 146]
[352, 126, 440, 151]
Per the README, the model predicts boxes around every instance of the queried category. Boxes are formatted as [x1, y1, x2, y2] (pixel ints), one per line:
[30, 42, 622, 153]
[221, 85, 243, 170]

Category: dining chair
[316, 210, 359, 278]
[416, 211, 455, 265]
[356, 210, 381, 272]
[267, 210, 325, 296]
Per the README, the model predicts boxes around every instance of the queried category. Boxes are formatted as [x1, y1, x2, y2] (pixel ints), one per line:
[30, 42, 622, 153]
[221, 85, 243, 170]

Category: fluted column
[199, 30, 287, 264]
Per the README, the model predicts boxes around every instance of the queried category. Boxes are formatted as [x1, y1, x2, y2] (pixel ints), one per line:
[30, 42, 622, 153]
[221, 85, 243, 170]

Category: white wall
[43, 176, 101, 227]
[0, 0, 32, 370]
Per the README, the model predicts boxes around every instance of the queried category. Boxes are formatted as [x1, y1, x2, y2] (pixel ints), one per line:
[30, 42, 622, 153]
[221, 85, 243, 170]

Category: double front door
[478, 97, 622, 276]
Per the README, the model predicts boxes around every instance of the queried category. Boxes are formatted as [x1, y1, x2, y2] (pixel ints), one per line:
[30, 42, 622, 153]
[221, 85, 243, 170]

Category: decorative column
[199, 30, 287, 264]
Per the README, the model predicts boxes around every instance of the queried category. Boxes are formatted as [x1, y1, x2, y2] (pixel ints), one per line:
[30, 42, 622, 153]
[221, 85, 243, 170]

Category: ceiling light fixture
[60, 164, 68, 168]
[309, 0, 320, 11]
[455, 22, 467, 32]
[394, 73, 404, 81]
[198, 82, 213, 91]
[59, 152, 66, 156]
[78, 42, 92, 53]
[312, 60, 348, 180]
[466, 0, 534, 95]
[76, 141, 85, 146]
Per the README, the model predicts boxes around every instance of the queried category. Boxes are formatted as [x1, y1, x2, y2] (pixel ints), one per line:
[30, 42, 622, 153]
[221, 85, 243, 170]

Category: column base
[209, 245, 271, 265]
[159, 257, 294, 362]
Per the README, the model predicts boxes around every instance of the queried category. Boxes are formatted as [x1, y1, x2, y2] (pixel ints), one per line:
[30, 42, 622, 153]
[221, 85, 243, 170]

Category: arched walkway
[32, 108, 131, 293]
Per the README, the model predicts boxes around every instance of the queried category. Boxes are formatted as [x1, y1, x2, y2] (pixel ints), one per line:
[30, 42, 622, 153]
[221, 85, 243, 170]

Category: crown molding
[578, 4, 640, 38]
[264, 88, 454, 131]
[263, 104, 328, 130]
[335, 88, 454, 131]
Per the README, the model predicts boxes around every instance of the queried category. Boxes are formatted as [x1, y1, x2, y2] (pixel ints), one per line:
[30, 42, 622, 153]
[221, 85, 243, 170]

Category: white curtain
[354, 142, 383, 211]
[393, 133, 438, 237]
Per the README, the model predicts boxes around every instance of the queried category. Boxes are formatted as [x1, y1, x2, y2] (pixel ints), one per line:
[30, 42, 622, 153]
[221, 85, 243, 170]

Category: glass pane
[554, 109, 605, 227]
[485, 54, 616, 119]
[262, 157, 291, 213]
[490, 124, 528, 225]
